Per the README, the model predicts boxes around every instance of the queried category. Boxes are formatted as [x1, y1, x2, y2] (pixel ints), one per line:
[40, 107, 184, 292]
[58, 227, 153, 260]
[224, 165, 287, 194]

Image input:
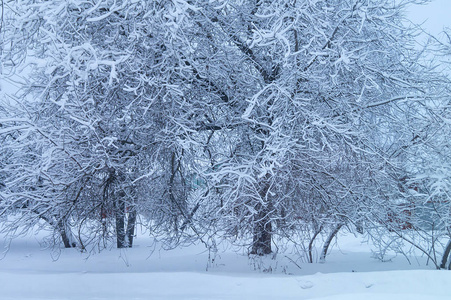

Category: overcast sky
[408, 0, 451, 38]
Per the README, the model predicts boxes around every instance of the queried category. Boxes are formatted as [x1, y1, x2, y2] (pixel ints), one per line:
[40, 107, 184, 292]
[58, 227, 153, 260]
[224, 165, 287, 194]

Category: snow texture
[1, 230, 449, 300]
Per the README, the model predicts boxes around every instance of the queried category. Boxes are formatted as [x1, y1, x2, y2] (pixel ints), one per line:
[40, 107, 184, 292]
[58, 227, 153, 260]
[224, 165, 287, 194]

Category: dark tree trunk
[308, 226, 323, 263]
[57, 220, 76, 248]
[440, 239, 451, 269]
[250, 181, 272, 255]
[251, 211, 272, 255]
[115, 198, 126, 248]
[60, 231, 72, 248]
[320, 224, 343, 262]
[38, 213, 76, 248]
[126, 208, 137, 248]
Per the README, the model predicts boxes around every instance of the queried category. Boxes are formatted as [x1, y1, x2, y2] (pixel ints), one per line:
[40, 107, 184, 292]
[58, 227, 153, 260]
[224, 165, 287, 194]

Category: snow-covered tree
[171, 0, 447, 256]
[1, 0, 449, 261]
[367, 29, 451, 269]
[0, 0, 194, 249]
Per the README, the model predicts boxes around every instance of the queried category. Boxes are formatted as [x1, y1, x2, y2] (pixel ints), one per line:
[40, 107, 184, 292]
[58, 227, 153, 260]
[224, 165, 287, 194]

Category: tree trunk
[250, 181, 272, 255]
[115, 198, 126, 248]
[126, 208, 137, 248]
[250, 210, 272, 255]
[308, 225, 322, 263]
[38, 213, 76, 248]
[59, 224, 72, 248]
[440, 239, 451, 269]
[57, 219, 76, 248]
[320, 224, 343, 262]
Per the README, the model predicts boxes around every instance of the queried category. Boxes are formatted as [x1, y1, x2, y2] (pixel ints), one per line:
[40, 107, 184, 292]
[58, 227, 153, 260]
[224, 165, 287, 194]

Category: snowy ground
[1, 229, 450, 300]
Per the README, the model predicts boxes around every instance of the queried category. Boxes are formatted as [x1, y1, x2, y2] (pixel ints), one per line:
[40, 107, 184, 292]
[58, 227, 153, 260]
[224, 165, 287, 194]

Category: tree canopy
[1, 0, 450, 267]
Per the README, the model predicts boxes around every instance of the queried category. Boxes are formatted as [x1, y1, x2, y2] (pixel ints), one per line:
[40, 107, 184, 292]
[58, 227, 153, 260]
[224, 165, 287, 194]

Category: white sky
[408, 0, 451, 38]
